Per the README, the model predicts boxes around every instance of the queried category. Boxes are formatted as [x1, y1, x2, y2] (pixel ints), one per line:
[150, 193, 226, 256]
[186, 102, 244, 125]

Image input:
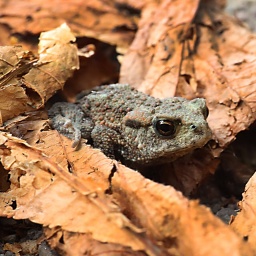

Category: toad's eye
[153, 119, 178, 137]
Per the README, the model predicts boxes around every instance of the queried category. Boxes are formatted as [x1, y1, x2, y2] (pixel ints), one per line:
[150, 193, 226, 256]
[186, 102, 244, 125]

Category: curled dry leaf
[0, 47, 37, 124]
[120, 0, 256, 149]
[0, 23, 79, 124]
[24, 23, 79, 104]
[0, 131, 254, 255]
[230, 172, 256, 251]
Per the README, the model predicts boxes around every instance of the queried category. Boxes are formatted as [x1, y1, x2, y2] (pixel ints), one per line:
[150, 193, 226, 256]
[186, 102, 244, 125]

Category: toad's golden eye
[153, 119, 177, 137]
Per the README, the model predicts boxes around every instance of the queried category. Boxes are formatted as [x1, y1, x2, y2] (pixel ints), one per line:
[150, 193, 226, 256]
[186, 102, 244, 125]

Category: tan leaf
[230, 172, 256, 251]
[111, 164, 253, 255]
[150, 148, 219, 195]
[44, 230, 146, 256]
[0, 132, 153, 254]
[24, 23, 79, 105]
[120, 0, 201, 97]
[0, 0, 143, 48]
[0, 46, 36, 123]
[0, 24, 79, 124]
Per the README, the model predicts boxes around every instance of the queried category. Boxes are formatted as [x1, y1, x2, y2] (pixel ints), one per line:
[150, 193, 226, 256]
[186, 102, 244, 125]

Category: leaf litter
[0, 23, 79, 124]
[0, 0, 256, 255]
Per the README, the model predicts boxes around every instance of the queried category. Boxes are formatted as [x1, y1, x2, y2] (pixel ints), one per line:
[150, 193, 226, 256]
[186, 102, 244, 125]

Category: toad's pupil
[156, 120, 176, 136]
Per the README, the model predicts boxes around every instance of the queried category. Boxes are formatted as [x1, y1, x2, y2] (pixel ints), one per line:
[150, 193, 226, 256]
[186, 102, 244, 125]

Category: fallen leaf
[230, 171, 256, 251]
[112, 163, 253, 255]
[120, 0, 201, 96]
[0, 0, 142, 48]
[0, 23, 79, 124]
[44, 230, 146, 256]
[24, 23, 79, 105]
[0, 46, 36, 123]
[0, 132, 155, 254]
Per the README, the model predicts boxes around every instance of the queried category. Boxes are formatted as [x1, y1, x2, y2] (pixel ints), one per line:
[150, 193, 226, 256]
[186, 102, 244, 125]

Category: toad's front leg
[48, 102, 94, 147]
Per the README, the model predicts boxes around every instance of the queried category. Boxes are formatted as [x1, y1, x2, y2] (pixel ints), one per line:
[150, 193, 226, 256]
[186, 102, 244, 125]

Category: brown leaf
[24, 23, 79, 105]
[0, 46, 36, 123]
[4, 110, 49, 146]
[148, 148, 220, 195]
[0, 24, 79, 124]
[111, 164, 254, 255]
[120, 0, 201, 96]
[3, 240, 38, 255]
[63, 40, 120, 100]
[45, 230, 146, 256]
[0, 131, 254, 255]
[0, 0, 142, 48]
[0, 132, 156, 254]
[230, 172, 256, 251]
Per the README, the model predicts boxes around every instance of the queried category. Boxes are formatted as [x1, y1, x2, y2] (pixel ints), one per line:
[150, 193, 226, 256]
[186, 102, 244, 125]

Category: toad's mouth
[148, 132, 212, 163]
[158, 137, 211, 160]
[125, 125, 212, 166]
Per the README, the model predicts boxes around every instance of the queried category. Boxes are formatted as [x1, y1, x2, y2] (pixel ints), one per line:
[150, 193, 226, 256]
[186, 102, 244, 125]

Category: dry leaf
[147, 148, 220, 195]
[111, 164, 254, 255]
[24, 23, 79, 105]
[44, 230, 146, 256]
[3, 110, 49, 146]
[120, 0, 201, 96]
[230, 172, 256, 251]
[63, 39, 120, 100]
[0, 0, 142, 48]
[0, 23, 79, 124]
[0, 46, 37, 124]
[0, 132, 155, 254]
[3, 240, 38, 256]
